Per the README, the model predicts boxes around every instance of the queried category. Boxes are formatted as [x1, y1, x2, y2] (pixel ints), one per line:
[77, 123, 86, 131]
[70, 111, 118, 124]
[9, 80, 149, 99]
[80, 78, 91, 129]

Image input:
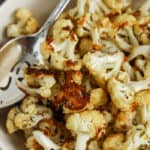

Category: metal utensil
[0, 0, 70, 108]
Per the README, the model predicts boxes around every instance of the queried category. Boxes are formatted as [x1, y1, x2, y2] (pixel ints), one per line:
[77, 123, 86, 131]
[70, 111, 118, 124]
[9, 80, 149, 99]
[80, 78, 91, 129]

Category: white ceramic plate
[0, 0, 144, 150]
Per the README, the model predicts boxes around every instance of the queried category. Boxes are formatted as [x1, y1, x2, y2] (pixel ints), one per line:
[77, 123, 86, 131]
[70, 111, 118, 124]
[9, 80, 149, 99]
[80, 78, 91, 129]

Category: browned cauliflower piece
[56, 71, 89, 113]
[17, 66, 56, 99]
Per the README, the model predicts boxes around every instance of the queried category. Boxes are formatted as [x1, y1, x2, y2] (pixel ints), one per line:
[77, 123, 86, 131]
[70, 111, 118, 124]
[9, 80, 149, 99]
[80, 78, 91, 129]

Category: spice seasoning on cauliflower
[5, 0, 150, 149]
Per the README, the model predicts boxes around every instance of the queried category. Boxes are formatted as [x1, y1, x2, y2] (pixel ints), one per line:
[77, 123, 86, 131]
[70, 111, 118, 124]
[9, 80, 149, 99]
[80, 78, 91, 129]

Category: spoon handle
[38, 0, 71, 37]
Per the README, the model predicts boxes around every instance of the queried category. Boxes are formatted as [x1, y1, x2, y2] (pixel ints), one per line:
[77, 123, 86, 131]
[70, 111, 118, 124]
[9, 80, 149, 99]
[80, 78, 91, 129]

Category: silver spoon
[0, 0, 70, 108]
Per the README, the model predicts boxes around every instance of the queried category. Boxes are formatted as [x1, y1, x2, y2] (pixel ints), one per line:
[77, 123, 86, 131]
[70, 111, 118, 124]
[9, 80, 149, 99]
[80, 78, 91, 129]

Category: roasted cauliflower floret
[7, 24, 21, 37]
[26, 136, 42, 150]
[24, 67, 56, 88]
[104, 0, 131, 12]
[117, 71, 130, 83]
[134, 58, 150, 80]
[79, 38, 93, 55]
[87, 140, 100, 150]
[129, 45, 150, 61]
[56, 72, 107, 113]
[102, 110, 114, 124]
[15, 8, 32, 22]
[135, 90, 150, 124]
[77, 15, 115, 50]
[76, 13, 98, 38]
[24, 17, 39, 34]
[107, 78, 135, 111]
[134, 16, 150, 44]
[112, 14, 139, 52]
[53, 19, 74, 42]
[50, 53, 82, 71]
[103, 133, 125, 150]
[87, 0, 111, 15]
[41, 19, 81, 71]
[66, 110, 106, 150]
[6, 8, 39, 37]
[33, 131, 60, 150]
[124, 124, 150, 149]
[38, 119, 71, 145]
[108, 74, 150, 111]
[69, 0, 110, 19]
[87, 88, 108, 110]
[6, 107, 20, 134]
[14, 107, 51, 130]
[83, 51, 124, 87]
[26, 118, 73, 150]
[115, 27, 139, 52]
[139, 0, 150, 16]
[114, 111, 136, 131]
[6, 96, 52, 133]
[114, 13, 137, 27]
[144, 61, 150, 79]
[61, 140, 75, 150]
[17, 67, 56, 98]
[56, 71, 89, 113]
